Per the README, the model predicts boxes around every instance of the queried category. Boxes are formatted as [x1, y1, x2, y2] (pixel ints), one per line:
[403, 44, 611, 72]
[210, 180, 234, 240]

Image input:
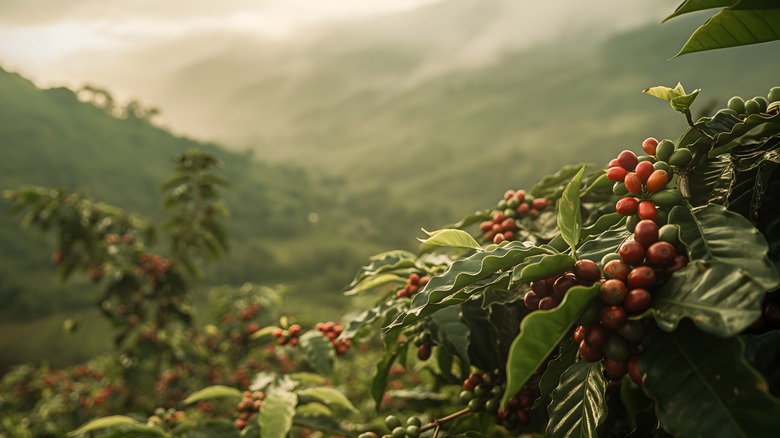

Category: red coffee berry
[288, 324, 301, 337]
[417, 343, 432, 361]
[628, 355, 642, 386]
[663, 255, 689, 276]
[585, 324, 609, 349]
[553, 274, 579, 299]
[523, 291, 540, 310]
[626, 266, 656, 289]
[645, 241, 677, 268]
[538, 296, 559, 310]
[645, 170, 669, 193]
[634, 220, 659, 248]
[608, 158, 621, 168]
[623, 288, 652, 314]
[635, 161, 654, 184]
[619, 241, 645, 267]
[573, 325, 587, 343]
[600, 306, 628, 330]
[624, 172, 642, 194]
[642, 137, 658, 156]
[603, 357, 628, 379]
[573, 259, 601, 283]
[637, 201, 658, 222]
[607, 167, 628, 182]
[617, 150, 639, 171]
[579, 340, 603, 362]
[600, 279, 627, 305]
[603, 260, 631, 282]
[530, 280, 550, 297]
[615, 197, 639, 216]
[532, 198, 549, 210]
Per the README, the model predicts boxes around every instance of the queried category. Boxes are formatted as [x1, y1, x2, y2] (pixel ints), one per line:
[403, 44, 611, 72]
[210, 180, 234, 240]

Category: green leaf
[296, 387, 358, 414]
[670, 89, 700, 112]
[429, 306, 471, 367]
[371, 337, 404, 408]
[650, 260, 765, 337]
[259, 390, 298, 438]
[558, 166, 586, 255]
[664, 0, 737, 22]
[576, 228, 631, 263]
[675, 5, 780, 56]
[182, 385, 242, 404]
[299, 331, 335, 375]
[548, 213, 624, 252]
[68, 416, 140, 437]
[744, 331, 780, 396]
[502, 283, 600, 407]
[418, 228, 483, 251]
[708, 112, 780, 157]
[345, 250, 417, 291]
[511, 254, 575, 285]
[462, 300, 504, 372]
[384, 242, 553, 333]
[532, 338, 578, 409]
[293, 414, 350, 436]
[643, 85, 682, 102]
[670, 204, 779, 290]
[530, 163, 593, 200]
[546, 361, 608, 438]
[688, 155, 734, 207]
[343, 273, 406, 296]
[340, 300, 399, 339]
[641, 322, 780, 437]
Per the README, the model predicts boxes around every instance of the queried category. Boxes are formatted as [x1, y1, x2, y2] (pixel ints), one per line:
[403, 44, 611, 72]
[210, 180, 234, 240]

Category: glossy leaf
[296, 387, 358, 414]
[259, 390, 298, 438]
[182, 385, 242, 404]
[530, 163, 592, 199]
[675, 5, 780, 56]
[345, 250, 416, 291]
[299, 331, 335, 375]
[67, 416, 141, 437]
[755, 170, 780, 271]
[688, 155, 733, 207]
[502, 283, 600, 407]
[343, 273, 406, 296]
[462, 299, 504, 372]
[532, 338, 578, 409]
[418, 228, 483, 251]
[371, 337, 404, 408]
[744, 331, 780, 396]
[340, 299, 399, 339]
[576, 228, 631, 263]
[548, 213, 624, 252]
[511, 254, 575, 285]
[429, 305, 471, 366]
[641, 323, 780, 437]
[558, 166, 586, 255]
[709, 112, 780, 157]
[651, 260, 764, 336]
[664, 0, 736, 21]
[670, 204, 779, 290]
[384, 242, 553, 333]
[546, 360, 608, 438]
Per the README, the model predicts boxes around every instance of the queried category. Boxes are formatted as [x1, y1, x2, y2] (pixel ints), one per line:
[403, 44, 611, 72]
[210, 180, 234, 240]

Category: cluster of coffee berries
[479, 189, 550, 244]
[104, 233, 134, 246]
[524, 259, 602, 311]
[723, 87, 780, 117]
[234, 390, 265, 430]
[137, 253, 173, 287]
[608, 145, 685, 230]
[460, 370, 533, 431]
[316, 321, 350, 355]
[395, 273, 430, 299]
[147, 407, 188, 429]
[574, 219, 688, 385]
[273, 324, 301, 347]
[377, 415, 423, 438]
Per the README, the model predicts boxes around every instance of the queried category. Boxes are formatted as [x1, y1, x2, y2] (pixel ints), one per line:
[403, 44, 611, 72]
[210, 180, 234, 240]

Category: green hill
[0, 67, 441, 368]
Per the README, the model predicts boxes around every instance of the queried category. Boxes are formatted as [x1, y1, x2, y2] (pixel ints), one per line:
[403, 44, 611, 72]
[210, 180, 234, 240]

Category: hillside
[0, 67, 442, 367]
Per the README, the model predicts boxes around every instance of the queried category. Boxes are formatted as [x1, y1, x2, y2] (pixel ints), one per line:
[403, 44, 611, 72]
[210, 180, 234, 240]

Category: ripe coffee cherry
[628, 355, 642, 386]
[623, 289, 652, 314]
[573, 259, 601, 283]
[607, 166, 628, 182]
[603, 260, 630, 282]
[600, 279, 627, 305]
[664, 255, 689, 276]
[634, 220, 659, 248]
[616, 197, 639, 216]
[619, 241, 645, 267]
[616, 319, 646, 342]
[600, 306, 627, 330]
[417, 343, 432, 361]
[523, 291, 540, 310]
[530, 280, 550, 297]
[642, 137, 659, 155]
[532, 198, 549, 210]
[553, 274, 579, 299]
[645, 170, 670, 193]
[579, 340, 603, 362]
[627, 266, 656, 289]
[624, 172, 642, 194]
[635, 161, 654, 184]
[573, 325, 587, 343]
[637, 201, 658, 222]
[603, 357, 628, 380]
[538, 296, 559, 310]
[645, 241, 677, 268]
[618, 150, 639, 171]
[585, 324, 609, 349]
[608, 158, 621, 168]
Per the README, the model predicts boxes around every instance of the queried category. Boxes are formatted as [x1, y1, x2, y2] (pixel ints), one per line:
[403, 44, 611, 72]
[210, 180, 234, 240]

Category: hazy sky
[0, 0, 443, 68]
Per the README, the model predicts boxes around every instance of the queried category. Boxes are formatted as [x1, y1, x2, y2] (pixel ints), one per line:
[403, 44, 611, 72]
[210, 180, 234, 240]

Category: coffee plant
[2, 2, 780, 437]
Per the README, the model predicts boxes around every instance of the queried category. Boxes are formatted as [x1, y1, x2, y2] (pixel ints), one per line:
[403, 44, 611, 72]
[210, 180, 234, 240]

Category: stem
[419, 407, 472, 433]
[684, 109, 714, 143]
